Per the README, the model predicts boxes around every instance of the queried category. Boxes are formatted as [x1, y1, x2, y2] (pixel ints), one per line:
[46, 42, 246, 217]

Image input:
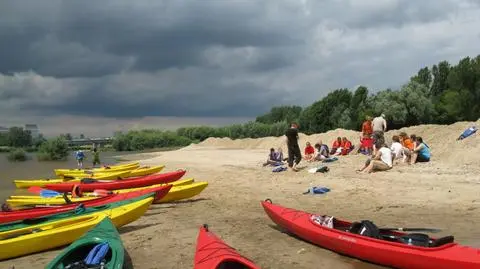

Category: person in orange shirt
[361, 116, 373, 137]
[304, 142, 315, 161]
[340, 137, 354, 155]
[330, 137, 342, 155]
[399, 132, 415, 163]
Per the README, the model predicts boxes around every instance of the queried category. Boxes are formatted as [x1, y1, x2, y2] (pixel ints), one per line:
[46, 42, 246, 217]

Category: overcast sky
[1, 0, 479, 136]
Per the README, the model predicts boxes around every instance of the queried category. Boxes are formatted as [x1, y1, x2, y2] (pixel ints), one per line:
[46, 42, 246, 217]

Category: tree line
[0, 127, 69, 162]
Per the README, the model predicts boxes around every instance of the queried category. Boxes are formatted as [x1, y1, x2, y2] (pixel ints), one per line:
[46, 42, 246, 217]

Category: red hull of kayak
[44, 170, 186, 192]
[0, 185, 172, 224]
[261, 199, 480, 269]
[194, 224, 260, 269]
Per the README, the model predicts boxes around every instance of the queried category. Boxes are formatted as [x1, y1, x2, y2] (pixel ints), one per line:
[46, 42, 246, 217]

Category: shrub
[6, 148, 28, 162]
[37, 137, 69, 161]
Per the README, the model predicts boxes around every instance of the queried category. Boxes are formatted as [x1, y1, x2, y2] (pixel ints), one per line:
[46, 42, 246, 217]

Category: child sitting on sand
[340, 137, 354, 155]
[330, 137, 342, 155]
[399, 132, 414, 163]
[263, 148, 284, 166]
[312, 142, 329, 161]
[390, 135, 403, 161]
[304, 142, 315, 161]
[357, 134, 373, 155]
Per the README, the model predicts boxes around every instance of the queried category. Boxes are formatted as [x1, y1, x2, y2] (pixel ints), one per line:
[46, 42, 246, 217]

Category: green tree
[411, 67, 432, 89]
[256, 106, 302, 124]
[7, 127, 32, 148]
[37, 137, 69, 161]
[430, 61, 450, 97]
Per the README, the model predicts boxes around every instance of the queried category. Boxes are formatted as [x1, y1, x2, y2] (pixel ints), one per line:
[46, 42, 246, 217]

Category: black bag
[348, 220, 381, 239]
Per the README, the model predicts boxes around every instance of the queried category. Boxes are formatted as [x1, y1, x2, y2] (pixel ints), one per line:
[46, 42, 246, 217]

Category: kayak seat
[430, 235, 455, 247]
[81, 178, 98, 184]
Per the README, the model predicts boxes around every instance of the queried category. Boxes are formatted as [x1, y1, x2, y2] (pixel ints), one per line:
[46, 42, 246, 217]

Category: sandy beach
[4, 120, 480, 269]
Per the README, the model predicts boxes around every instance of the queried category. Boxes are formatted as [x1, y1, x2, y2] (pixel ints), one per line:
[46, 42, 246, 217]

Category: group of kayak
[1, 162, 223, 268]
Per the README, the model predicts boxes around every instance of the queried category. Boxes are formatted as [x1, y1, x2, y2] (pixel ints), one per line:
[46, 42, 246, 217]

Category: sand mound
[195, 120, 480, 166]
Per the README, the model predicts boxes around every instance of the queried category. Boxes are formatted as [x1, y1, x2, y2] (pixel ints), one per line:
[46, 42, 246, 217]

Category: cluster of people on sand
[356, 114, 431, 173]
[263, 115, 431, 173]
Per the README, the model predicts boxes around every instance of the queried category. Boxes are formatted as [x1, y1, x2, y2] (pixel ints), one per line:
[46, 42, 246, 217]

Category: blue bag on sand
[303, 186, 330, 195]
[322, 157, 338, 163]
[457, 126, 477, 140]
[272, 166, 287, 172]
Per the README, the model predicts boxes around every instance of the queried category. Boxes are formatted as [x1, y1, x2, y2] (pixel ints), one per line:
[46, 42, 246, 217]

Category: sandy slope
[4, 120, 480, 269]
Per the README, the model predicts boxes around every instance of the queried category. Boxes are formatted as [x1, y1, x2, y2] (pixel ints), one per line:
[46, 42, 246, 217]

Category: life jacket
[362, 121, 373, 135]
[332, 140, 341, 149]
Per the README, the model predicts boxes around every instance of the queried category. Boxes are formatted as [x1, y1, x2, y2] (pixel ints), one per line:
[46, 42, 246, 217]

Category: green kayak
[0, 193, 153, 232]
[45, 216, 125, 269]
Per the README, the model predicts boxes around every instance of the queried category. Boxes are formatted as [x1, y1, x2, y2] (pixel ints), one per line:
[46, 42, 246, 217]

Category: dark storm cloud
[1, 0, 480, 121]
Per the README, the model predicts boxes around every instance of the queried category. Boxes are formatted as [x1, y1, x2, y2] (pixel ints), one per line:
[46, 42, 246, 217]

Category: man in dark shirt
[285, 122, 302, 171]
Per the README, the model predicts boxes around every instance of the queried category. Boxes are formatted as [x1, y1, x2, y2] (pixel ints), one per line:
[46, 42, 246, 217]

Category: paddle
[27, 186, 112, 198]
[379, 227, 442, 233]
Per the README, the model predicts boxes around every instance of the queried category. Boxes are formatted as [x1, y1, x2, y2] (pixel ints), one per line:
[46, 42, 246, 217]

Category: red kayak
[0, 185, 172, 224]
[194, 224, 260, 269]
[44, 170, 186, 192]
[261, 199, 480, 269]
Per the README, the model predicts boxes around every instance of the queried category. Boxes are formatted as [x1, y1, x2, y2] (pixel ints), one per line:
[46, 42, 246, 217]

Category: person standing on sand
[75, 150, 85, 169]
[372, 113, 387, 138]
[285, 122, 302, 171]
[362, 116, 373, 137]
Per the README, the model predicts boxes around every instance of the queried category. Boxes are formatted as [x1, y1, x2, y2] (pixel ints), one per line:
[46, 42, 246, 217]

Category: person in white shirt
[390, 135, 403, 161]
[357, 141, 393, 173]
[372, 113, 387, 133]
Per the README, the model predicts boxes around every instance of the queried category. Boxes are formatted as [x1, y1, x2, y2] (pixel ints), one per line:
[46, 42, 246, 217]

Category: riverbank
[4, 120, 480, 269]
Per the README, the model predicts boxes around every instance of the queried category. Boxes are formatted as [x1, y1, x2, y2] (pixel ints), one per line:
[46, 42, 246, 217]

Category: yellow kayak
[155, 182, 208, 203]
[61, 165, 165, 179]
[0, 195, 153, 261]
[54, 162, 140, 176]
[14, 171, 131, 189]
[7, 178, 196, 207]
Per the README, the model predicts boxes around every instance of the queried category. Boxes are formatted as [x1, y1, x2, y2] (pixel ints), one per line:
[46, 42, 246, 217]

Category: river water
[0, 151, 140, 202]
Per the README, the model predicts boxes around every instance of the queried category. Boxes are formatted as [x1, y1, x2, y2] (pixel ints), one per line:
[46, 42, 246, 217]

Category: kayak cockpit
[311, 214, 456, 248]
[55, 242, 112, 269]
[217, 260, 256, 269]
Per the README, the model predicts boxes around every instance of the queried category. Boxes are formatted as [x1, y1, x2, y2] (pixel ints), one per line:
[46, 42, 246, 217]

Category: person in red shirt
[340, 137, 354, 155]
[361, 116, 373, 137]
[356, 134, 373, 155]
[304, 142, 315, 161]
[330, 137, 342, 155]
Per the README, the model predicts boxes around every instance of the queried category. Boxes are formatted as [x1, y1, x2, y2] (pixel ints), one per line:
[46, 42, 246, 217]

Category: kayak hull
[45, 217, 125, 269]
[54, 162, 140, 176]
[14, 171, 131, 189]
[1, 185, 171, 223]
[194, 224, 260, 269]
[261, 199, 480, 269]
[45, 170, 186, 192]
[0, 195, 153, 261]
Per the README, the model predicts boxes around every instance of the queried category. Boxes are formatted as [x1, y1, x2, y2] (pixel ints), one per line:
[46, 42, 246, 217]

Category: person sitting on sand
[399, 132, 414, 163]
[340, 137, 354, 155]
[357, 134, 373, 155]
[330, 137, 342, 155]
[304, 142, 315, 161]
[410, 137, 430, 164]
[263, 148, 283, 166]
[357, 141, 393, 173]
[390, 135, 403, 161]
[312, 142, 330, 161]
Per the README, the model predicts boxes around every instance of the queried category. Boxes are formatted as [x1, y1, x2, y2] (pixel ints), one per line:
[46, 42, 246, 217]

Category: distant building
[0, 126, 8, 133]
[25, 124, 40, 138]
